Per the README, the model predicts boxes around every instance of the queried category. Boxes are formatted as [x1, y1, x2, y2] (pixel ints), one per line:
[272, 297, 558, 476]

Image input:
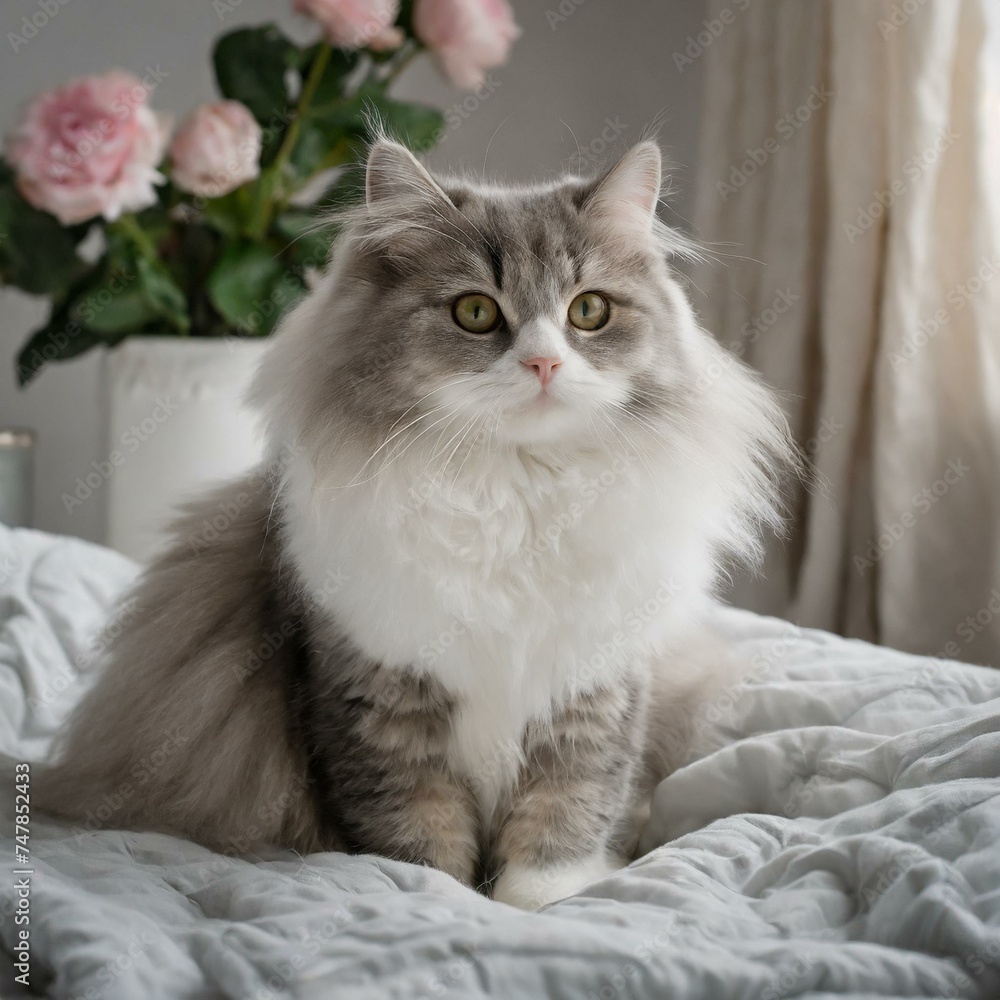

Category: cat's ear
[582, 141, 661, 231]
[365, 140, 454, 209]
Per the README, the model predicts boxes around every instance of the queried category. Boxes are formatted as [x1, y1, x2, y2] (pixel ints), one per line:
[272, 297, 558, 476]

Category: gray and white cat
[38, 139, 792, 910]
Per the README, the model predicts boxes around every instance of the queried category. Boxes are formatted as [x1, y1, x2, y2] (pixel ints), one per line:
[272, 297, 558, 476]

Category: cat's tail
[30, 473, 322, 856]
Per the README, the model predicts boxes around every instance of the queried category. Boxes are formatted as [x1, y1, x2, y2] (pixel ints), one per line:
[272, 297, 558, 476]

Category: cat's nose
[521, 356, 562, 387]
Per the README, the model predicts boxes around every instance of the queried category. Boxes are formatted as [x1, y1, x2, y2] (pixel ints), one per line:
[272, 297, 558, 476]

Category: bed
[1, 523, 998, 999]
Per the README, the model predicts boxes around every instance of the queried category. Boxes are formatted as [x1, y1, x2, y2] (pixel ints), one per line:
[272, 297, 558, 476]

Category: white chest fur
[283, 444, 715, 806]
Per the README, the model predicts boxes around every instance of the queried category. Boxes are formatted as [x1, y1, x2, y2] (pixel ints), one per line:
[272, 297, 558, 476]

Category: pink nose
[521, 356, 562, 387]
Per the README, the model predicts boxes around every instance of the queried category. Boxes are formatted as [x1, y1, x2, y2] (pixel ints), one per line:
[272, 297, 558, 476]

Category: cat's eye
[568, 292, 609, 332]
[453, 293, 502, 334]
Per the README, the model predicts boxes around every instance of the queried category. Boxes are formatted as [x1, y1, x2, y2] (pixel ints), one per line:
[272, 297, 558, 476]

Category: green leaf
[137, 258, 190, 332]
[288, 123, 356, 179]
[65, 254, 189, 336]
[15, 300, 111, 386]
[69, 264, 156, 335]
[0, 182, 90, 297]
[207, 242, 304, 335]
[200, 185, 254, 238]
[287, 90, 441, 183]
[213, 25, 295, 126]
[303, 44, 359, 115]
[306, 90, 444, 155]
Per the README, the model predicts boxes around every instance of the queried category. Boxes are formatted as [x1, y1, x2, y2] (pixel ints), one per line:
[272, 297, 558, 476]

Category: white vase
[102, 336, 271, 564]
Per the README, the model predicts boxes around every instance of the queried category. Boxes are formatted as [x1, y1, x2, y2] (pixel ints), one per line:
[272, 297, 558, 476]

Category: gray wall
[0, 0, 704, 543]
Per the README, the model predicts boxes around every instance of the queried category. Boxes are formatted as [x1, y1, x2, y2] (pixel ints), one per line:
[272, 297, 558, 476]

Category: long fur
[37, 140, 794, 906]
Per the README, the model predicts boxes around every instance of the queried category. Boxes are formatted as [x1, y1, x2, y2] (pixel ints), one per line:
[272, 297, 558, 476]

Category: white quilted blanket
[0, 524, 998, 999]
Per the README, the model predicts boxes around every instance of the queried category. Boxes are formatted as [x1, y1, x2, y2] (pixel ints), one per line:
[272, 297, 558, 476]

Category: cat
[36, 138, 793, 910]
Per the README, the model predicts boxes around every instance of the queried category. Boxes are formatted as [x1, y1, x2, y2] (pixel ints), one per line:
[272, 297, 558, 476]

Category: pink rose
[5, 70, 170, 225]
[169, 101, 263, 199]
[293, 0, 403, 51]
[414, 0, 519, 89]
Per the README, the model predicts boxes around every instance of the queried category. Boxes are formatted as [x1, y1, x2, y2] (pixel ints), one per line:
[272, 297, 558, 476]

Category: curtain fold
[692, 0, 1000, 665]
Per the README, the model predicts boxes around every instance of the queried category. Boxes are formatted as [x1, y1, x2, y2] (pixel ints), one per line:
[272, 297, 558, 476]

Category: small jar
[0, 429, 36, 528]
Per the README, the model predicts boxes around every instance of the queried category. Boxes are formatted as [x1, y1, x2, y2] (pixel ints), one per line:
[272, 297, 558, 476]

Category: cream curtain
[691, 0, 1000, 665]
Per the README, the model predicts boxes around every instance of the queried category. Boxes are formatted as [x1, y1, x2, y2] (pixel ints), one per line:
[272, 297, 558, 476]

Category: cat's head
[255, 139, 793, 560]
[332, 138, 694, 449]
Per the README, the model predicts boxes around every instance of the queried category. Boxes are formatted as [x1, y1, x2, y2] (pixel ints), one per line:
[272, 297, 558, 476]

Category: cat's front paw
[491, 852, 621, 910]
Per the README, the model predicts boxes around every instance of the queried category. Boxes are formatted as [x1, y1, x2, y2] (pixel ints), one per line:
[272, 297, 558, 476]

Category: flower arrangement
[1, 0, 519, 385]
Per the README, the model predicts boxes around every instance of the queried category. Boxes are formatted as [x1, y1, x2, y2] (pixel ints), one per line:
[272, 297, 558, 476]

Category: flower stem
[273, 43, 332, 182]
[116, 213, 159, 263]
[247, 43, 333, 239]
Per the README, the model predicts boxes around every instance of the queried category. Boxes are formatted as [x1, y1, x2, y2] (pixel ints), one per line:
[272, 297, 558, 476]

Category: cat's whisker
[470, 406, 505, 498]
[342, 405, 453, 488]
[405, 407, 474, 494]
[374, 395, 486, 483]
[381, 374, 484, 440]
[438, 409, 491, 499]
[347, 378, 484, 485]
[413, 397, 493, 503]
[596, 408, 653, 474]
[453, 410, 496, 495]
[331, 401, 475, 492]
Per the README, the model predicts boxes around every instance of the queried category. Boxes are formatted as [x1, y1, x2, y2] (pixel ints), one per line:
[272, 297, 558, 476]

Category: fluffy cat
[37, 139, 792, 910]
